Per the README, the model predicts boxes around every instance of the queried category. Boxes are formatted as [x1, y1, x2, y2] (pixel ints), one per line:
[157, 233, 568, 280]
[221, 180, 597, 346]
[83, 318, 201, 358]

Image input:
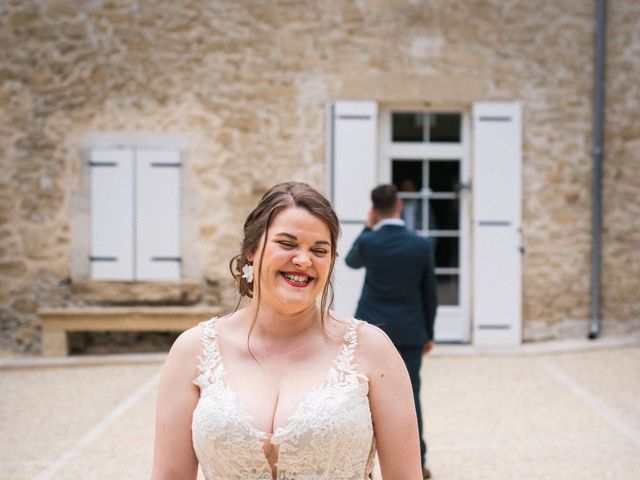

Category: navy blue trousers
[396, 345, 427, 467]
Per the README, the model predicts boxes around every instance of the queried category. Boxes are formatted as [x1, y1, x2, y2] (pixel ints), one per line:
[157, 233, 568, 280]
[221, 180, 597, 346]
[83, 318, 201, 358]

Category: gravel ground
[1, 335, 639, 480]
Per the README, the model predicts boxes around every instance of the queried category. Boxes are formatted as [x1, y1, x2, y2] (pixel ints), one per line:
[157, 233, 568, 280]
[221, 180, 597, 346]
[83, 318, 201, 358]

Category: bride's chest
[192, 381, 375, 479]
[193, 379, 371, 444]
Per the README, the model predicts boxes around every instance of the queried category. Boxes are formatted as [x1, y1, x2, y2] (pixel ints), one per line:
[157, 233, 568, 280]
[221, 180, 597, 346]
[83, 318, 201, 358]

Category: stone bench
[39, 306, 223, 356]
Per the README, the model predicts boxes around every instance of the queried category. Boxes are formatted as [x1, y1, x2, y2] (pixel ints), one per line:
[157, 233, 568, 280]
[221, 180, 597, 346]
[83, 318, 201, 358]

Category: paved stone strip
[0, 460, 52, 468]
[429, 439, 601, 452]
[33, 372, 161, 480]
[431, 334, 640, 357]
[0, 352, 167, 370]
[539, 357, 640, 448]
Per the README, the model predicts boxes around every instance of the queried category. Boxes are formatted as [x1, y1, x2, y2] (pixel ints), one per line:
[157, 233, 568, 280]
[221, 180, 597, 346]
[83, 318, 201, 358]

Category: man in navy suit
[346, 184, 437, 479]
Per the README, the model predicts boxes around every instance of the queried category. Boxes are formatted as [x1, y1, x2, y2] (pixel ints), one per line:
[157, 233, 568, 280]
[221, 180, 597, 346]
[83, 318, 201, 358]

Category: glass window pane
[429, 161, 460, 192]
[429, 199, 459, 231]
[429, 113, 461, 143]
[433, 237, 459, 268]
[401, 198, 423, 231]
[436, 274, 459, 305]
[392, 160, 423, 191]
[392, 113, 425, 142]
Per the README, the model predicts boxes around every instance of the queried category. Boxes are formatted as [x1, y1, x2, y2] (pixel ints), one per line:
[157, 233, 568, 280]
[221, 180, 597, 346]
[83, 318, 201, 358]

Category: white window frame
[378, 108, 472, 343]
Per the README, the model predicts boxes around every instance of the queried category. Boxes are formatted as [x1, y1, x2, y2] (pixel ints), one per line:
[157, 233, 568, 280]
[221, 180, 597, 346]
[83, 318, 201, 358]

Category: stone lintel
[332, 74, 486, 106]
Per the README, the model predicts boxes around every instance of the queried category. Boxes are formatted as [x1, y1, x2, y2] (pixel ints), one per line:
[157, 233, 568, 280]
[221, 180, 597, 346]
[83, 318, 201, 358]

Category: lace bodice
[191, 317, 376, 480]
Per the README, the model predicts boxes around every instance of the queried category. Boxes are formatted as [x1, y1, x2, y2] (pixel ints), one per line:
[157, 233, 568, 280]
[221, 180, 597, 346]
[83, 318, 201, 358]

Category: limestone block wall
[601, 1, 640, 327]
[0, 0, 638, 353]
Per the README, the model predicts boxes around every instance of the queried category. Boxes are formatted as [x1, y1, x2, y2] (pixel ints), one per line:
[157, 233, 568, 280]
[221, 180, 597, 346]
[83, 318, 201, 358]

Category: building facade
[0, 0, 638, 353]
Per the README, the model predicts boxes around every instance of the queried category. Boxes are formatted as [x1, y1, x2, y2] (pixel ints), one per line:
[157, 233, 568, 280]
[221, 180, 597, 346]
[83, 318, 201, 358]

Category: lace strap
[346, 318, 363, 345]
[333, 319, 365, 383]
[193, 317, 223, 389]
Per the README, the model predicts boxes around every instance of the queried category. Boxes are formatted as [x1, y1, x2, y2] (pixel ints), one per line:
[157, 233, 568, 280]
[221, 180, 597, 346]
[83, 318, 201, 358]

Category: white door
[380, 110, 471, 342]
[472, 102, 523, 345]
[326, 101, 378, 317]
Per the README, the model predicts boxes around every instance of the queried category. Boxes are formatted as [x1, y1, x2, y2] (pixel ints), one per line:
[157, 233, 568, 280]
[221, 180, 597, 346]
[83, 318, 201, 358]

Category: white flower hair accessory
[241, 263, 254, 284]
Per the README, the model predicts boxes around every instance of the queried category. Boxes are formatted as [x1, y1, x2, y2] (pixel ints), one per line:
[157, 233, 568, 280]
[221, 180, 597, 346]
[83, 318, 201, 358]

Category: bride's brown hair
[229, 181, 340, 326]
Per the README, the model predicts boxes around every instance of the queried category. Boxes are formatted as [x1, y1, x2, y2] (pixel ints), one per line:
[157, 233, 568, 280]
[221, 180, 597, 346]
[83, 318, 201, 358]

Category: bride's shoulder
[355, 321, 396, 353]
[349, 318, 402, 377]
[168, 311, 231, 359]
[167, 323, 204, 361]
[328, 312, 396, 357]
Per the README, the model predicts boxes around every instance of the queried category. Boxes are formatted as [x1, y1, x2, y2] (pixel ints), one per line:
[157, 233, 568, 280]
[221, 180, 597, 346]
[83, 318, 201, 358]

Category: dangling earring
[242, 262, 254, 284]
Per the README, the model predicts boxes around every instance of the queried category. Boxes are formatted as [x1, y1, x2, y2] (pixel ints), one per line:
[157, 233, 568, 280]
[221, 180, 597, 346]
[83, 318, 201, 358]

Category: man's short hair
[371, 184, 398, 215]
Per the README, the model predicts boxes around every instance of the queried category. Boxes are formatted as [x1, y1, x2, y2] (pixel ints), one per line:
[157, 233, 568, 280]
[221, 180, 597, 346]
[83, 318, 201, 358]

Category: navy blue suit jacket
[345, 224, 438, 347]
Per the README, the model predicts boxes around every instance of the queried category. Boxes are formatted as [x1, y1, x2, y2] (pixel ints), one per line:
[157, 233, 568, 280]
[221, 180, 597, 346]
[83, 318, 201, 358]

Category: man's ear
[396, 198, 404, 213]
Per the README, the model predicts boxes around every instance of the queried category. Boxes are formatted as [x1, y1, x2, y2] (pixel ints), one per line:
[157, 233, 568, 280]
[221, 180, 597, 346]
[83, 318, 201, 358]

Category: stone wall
[601, 0, 640, 327]
[0, 0, 638, 353]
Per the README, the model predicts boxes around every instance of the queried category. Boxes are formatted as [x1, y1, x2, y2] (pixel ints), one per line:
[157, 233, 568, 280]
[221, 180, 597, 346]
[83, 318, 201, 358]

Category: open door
[326, 101, 378, 317]
[472, 102, 523, 345]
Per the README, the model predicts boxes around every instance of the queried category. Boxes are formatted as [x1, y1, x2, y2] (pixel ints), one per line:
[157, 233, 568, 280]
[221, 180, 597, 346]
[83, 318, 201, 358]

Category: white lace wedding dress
[191, 317, 376, 479]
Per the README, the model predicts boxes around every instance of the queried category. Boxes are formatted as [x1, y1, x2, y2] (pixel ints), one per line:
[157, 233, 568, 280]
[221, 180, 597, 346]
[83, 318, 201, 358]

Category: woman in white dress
[151, 181, 423, 479]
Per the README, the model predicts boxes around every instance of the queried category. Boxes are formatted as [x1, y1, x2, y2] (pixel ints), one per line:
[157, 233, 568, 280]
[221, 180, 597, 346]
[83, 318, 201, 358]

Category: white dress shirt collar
[373, 218, 406, 231]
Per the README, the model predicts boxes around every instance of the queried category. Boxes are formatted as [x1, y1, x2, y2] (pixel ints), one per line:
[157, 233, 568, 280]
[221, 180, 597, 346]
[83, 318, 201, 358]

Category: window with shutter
[328, 100, 523, 346]
[89, 147, 181, 281]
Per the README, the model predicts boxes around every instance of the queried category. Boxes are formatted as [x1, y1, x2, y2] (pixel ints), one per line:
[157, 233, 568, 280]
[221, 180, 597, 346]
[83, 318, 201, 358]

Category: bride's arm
[151, 327, 201, 480]
[359, 324, 423, 480]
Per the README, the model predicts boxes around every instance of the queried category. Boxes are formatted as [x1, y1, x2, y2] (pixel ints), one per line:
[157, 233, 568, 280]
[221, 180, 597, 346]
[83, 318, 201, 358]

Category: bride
[151, 182, 423, 479]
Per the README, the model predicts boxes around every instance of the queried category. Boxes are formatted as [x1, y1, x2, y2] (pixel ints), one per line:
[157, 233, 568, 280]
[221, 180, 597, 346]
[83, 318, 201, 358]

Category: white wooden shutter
[327, 101, 378, 316]
[472, 102, 523, 345]
[90, 148, 135, 280]
[135, 148, 181, 281]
